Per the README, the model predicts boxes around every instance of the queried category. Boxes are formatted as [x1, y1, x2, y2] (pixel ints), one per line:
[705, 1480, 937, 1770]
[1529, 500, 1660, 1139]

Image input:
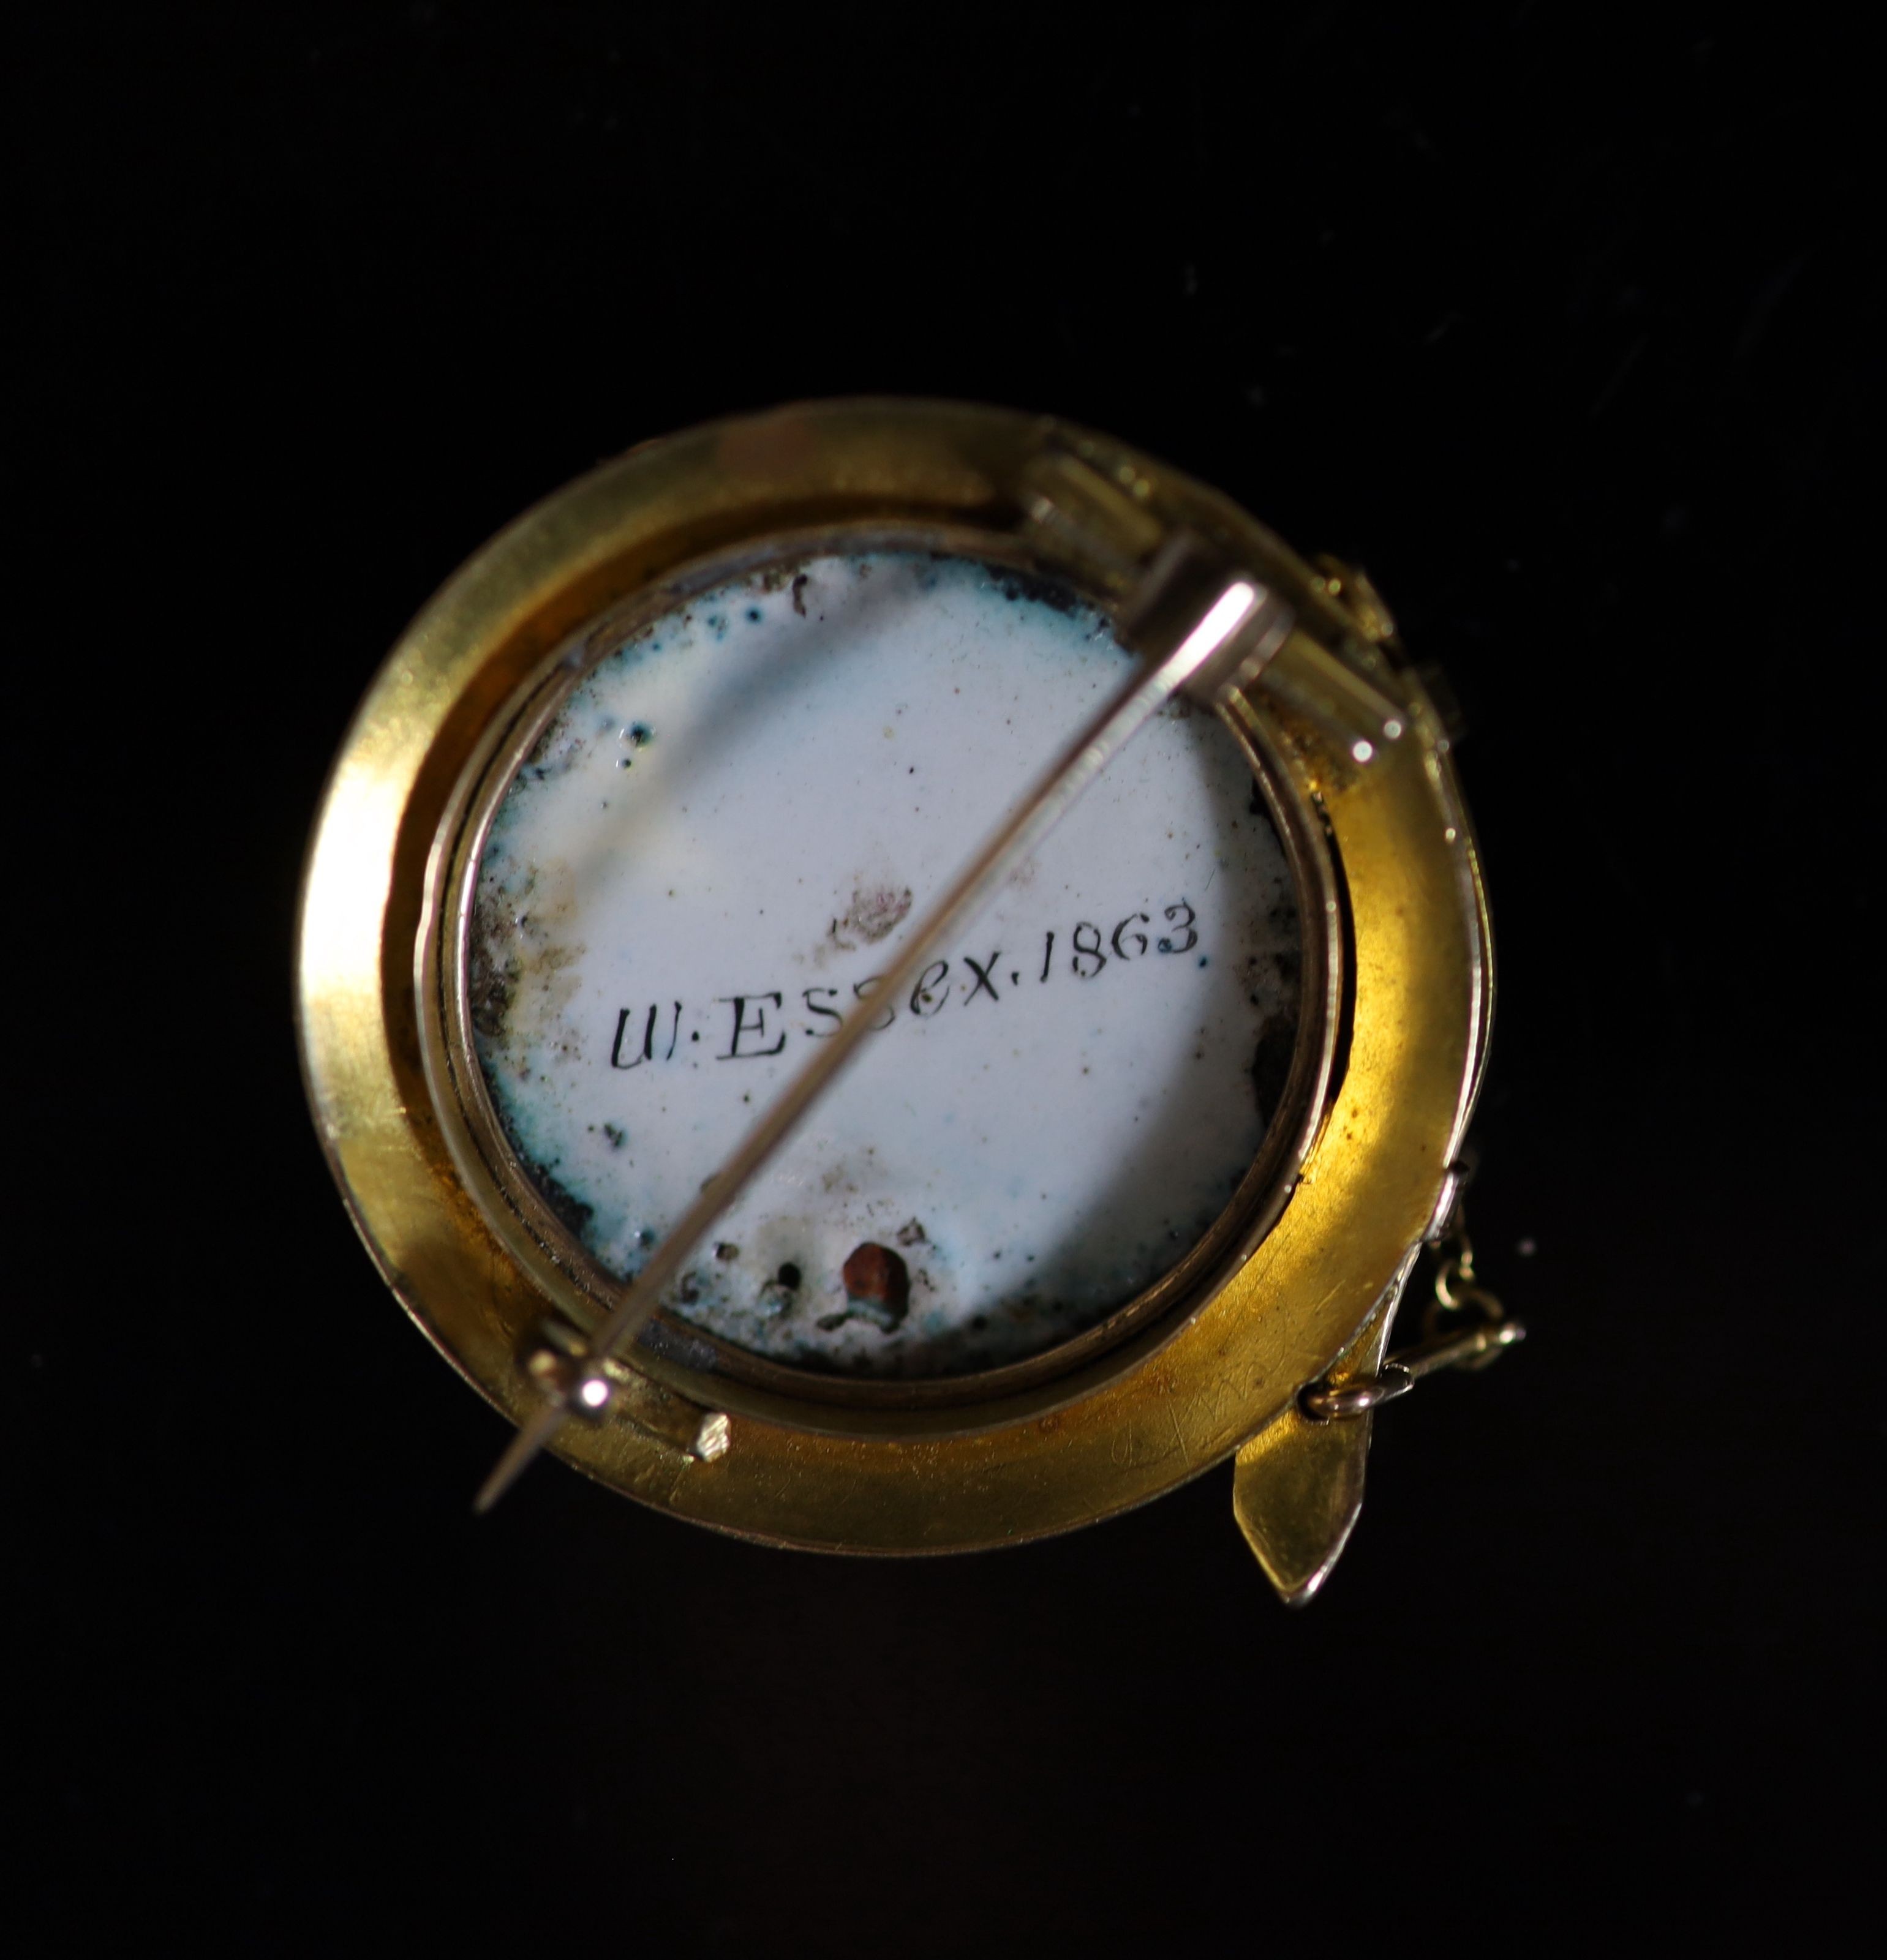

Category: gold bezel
[422, 521, 1339, 1416]
[296, 399, 1490, 1553]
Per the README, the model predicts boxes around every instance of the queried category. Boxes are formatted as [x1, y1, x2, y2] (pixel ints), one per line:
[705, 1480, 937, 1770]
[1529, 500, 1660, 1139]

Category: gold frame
[296, 399, 1490, 1564]
[424, 524, 1338, 1413]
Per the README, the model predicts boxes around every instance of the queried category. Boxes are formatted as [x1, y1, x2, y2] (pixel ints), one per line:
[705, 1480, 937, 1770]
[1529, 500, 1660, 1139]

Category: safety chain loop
[1432, 1228, 1480, 1310]
[1299, 1204, 1525, 1422]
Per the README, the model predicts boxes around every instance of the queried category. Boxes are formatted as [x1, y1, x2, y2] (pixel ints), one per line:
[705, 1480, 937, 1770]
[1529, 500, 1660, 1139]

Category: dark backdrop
[19, 6, 1877, 1948]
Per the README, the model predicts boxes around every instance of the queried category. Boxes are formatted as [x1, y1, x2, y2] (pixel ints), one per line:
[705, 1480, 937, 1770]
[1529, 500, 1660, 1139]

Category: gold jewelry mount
[295, 399, 1496, 1593]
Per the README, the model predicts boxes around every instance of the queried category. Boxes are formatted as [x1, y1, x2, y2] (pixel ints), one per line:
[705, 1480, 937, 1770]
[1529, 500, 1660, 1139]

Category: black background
[18, 5, 1878, 1948]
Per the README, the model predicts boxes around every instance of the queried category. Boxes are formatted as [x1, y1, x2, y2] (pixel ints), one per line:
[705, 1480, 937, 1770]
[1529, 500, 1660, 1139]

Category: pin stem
[473, 1402, 567, 1514]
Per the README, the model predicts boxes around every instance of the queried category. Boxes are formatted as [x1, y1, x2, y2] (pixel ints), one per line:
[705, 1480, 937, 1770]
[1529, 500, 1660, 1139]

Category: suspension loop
[1432, 1231, 1478, 1310]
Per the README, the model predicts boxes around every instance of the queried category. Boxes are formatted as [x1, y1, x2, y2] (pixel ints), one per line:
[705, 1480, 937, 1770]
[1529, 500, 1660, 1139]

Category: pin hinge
[1020, 441, 1410, 762]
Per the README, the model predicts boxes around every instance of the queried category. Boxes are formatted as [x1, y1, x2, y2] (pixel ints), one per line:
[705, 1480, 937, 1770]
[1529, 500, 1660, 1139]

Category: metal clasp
[1300, 1217, 1525, 1421]
[522, 1316, 731, 1463]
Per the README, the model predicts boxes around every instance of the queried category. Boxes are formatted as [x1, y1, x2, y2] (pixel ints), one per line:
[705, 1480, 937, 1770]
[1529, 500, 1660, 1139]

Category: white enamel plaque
[470, 552, 1301, 1378]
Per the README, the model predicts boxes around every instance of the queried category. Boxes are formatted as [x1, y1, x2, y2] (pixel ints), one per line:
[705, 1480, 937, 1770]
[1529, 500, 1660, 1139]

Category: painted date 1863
[609, 899, 1203, 1071]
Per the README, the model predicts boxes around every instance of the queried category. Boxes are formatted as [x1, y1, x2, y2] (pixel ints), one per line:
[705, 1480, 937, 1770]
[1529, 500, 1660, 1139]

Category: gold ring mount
[296, 398, 1491, 1564]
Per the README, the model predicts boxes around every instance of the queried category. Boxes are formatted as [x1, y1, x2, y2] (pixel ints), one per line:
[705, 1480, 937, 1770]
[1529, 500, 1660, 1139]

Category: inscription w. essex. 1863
[609, 899, 1203, 1068]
